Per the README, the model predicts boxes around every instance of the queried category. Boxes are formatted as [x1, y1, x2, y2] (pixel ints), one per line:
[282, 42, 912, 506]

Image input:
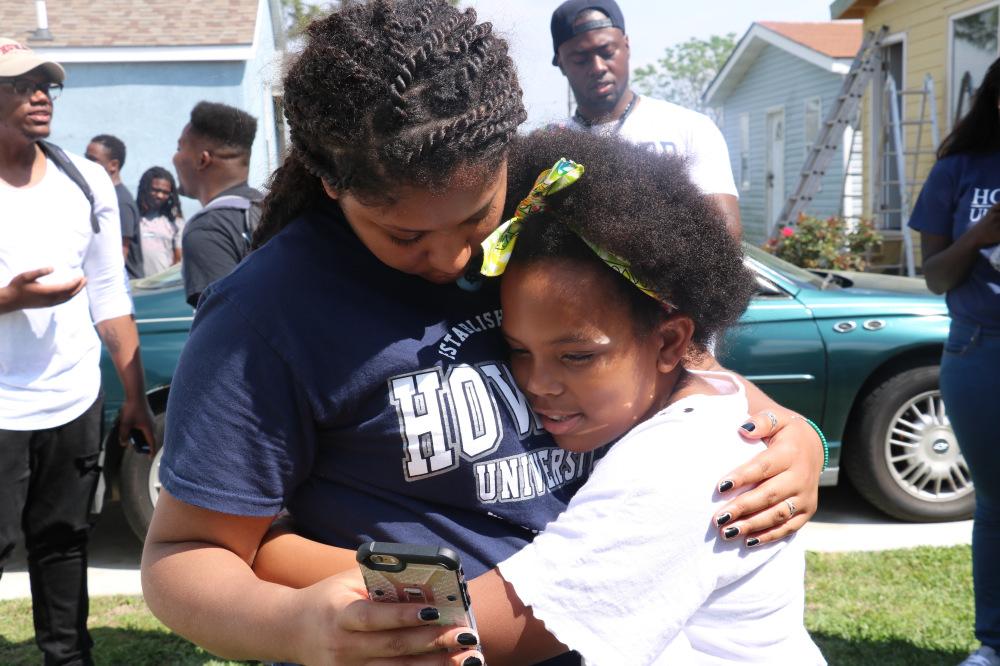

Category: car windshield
[131, 264, 183, 291]
[743, 244, 826, 289]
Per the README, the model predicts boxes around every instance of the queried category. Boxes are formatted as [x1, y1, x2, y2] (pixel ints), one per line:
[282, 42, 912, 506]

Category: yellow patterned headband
[480, 158, 673, 308]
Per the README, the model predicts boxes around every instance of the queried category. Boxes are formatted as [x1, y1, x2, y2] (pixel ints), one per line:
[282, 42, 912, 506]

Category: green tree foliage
[284, 0, 460, 38]
[632, 33, 737, 119]
[284, 0, 330, 37]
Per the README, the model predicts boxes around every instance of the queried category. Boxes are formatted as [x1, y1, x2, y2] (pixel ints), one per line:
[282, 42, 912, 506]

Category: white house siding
[240, 0, 284, 187]
[718, 45, 849, 245]
[842, 125, 865, 225]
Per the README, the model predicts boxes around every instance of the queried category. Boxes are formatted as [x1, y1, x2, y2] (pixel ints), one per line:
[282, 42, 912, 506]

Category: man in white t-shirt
[0, 39, 155, 665]
[549, 0, 741, 238]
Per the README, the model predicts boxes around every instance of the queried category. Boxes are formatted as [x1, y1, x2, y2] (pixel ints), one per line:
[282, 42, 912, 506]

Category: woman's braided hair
[253, 0, 527, 247]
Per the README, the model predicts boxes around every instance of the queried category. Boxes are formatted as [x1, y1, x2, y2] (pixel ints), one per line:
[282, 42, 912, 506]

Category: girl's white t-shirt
[498, 371, 825, 665]
[0, 152, 133, 430]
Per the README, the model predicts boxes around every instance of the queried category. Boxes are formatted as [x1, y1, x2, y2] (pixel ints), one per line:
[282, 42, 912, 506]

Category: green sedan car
[99, 247, 968, 541]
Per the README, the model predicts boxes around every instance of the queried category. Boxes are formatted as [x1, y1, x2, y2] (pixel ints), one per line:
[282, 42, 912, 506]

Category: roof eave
[30, 43, 256, 63]
[703, 25, 759, 107]
[704, 23, 848, 107]
[830, 0, 880, 20]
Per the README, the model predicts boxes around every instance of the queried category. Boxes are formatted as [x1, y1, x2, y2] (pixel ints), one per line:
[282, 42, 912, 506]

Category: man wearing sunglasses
[0, 38, 155, 666]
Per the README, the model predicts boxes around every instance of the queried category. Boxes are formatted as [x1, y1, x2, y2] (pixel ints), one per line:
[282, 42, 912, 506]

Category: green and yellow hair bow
[480, 157, 672, 308]
[480, 157, 584, 276]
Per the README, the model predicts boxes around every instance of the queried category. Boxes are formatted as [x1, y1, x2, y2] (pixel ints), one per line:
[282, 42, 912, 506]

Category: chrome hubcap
[884, 390, 973, 503]
[148, 447, 163, 507]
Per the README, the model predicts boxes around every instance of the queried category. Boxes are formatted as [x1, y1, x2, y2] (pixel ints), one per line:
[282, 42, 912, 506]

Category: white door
[765, 109, 785, 233]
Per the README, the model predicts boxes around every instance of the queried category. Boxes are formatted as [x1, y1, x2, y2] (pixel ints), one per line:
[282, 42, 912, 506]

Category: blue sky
[463, 0, 838, 127]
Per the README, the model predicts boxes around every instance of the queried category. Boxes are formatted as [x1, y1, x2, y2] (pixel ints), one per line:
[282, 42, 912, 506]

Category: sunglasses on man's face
[0, 78, 62, 101]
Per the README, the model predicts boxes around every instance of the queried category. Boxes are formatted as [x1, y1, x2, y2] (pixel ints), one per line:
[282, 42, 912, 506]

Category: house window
[951, 4, 1000, 123]
[804, 97, 822, 158]
[739, 113, 750, 192]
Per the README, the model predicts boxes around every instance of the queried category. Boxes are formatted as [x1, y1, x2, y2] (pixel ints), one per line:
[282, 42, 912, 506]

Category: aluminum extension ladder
[871, 73, 940, 277]
[776, 26, 888, 232]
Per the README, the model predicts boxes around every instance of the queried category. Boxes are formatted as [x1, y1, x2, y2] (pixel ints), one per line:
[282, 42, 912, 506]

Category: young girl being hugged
[483, 129, 826, 664]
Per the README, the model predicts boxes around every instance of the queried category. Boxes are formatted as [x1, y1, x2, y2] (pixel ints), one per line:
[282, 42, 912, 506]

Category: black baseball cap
[550, 0, 626, 66]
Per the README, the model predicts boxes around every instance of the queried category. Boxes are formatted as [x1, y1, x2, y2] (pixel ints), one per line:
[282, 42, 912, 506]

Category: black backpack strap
[190, 194, 262, 255]
[242, 200, 262, 252]
[38, 140, 100, 234]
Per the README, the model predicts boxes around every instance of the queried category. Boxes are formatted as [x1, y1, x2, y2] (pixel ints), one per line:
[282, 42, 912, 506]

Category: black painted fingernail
[419, 607, 439, 621]
[716, 512, 732, 526]
[463, 658, 483, 666]
[718, 480, 734, 492]
[740, 421, 756, 432]
[724, 526, 740, 539]
[457, 632, 479, 646]
[746, 537, 760, 547]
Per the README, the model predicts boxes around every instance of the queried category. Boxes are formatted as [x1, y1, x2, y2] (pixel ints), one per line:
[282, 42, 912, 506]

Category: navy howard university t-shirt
[162, 203, 592, 660]
[909, 152, 1000, 328]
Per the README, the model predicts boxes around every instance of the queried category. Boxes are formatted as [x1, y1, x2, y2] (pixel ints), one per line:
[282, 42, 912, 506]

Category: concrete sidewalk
[797, 485, 972, 553]
[0, 503, 143, 601]
[0, 488, 974, 600]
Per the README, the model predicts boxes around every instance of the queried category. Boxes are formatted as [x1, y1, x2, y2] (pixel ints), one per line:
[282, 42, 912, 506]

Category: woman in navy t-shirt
[139, 2, 826, 664]
[909, 57, 1000, 666]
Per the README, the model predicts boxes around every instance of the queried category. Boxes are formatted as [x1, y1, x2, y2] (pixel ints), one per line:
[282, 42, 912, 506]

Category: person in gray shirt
[173, 101, 261, 307]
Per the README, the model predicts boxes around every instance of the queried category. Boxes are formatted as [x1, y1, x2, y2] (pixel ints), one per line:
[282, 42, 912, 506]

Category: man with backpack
[0, 38, 155, 665]
[173, 101, 262, 307]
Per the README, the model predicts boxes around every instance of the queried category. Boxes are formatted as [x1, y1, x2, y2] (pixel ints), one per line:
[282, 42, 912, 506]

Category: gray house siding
[718, 45, 847, 245]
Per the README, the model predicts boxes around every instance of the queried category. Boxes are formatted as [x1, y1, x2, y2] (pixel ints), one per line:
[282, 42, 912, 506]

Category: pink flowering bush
[764, 214, 882, 271]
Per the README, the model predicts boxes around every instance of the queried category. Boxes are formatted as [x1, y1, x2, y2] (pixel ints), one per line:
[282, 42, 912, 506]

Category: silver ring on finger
[766, 411, 779, 430]
[784, 498, 797, 518]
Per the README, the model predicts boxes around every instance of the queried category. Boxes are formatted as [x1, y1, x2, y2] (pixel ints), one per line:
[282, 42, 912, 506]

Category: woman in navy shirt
[909, 57, 1000, 666]
[140, 2, 825, 664]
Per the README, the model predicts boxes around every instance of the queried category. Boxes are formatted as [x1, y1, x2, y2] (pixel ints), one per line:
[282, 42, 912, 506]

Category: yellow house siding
[851, 0, 998, 269]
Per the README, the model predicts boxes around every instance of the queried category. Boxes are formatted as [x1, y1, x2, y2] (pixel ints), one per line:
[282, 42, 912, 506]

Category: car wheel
[844, 365, 975, 522]
[121, 411, 164, 541]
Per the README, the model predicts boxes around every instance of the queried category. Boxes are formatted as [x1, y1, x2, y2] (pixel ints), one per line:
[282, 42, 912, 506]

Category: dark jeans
[941, 320, 1000, 651]
[0, 395, 103, 666]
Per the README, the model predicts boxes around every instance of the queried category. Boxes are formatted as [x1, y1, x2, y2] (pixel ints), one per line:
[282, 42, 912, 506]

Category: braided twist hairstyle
[254, 0, 527, 247]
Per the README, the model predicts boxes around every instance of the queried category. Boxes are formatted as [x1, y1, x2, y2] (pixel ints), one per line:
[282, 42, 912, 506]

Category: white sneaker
[960, 646, 1000, 666]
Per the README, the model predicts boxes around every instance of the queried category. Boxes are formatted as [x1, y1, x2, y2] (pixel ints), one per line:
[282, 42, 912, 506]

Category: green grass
[0, 595, 246, 666]
[0, 546, 977, 665]
[806, 545, 976, 664]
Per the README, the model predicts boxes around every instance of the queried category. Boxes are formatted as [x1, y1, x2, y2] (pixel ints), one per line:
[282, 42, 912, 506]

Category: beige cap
[0, 38, 65, 83]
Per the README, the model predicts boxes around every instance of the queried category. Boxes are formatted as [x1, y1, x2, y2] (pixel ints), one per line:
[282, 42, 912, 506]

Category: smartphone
[356, 542, 478, 634]
[128, 429, 151, 454]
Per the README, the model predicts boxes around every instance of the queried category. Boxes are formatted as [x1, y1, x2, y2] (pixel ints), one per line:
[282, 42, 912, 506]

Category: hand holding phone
[357, 542, 479, 640]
